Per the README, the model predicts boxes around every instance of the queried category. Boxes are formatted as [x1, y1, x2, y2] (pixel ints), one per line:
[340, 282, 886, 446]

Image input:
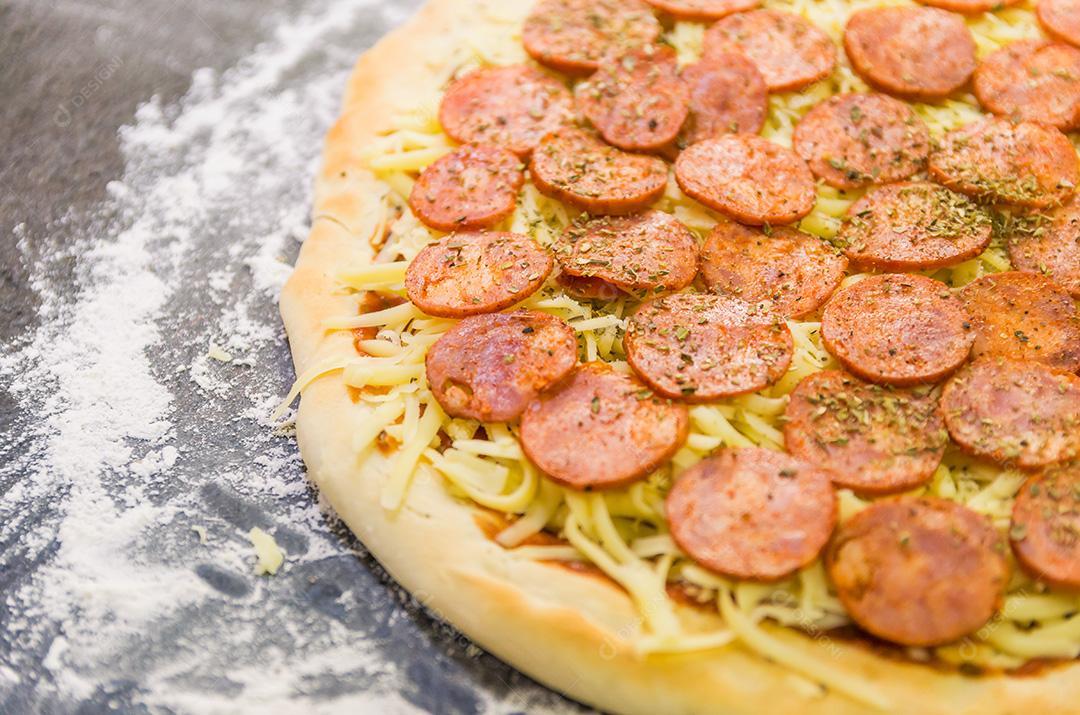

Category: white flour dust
[1, 2, 581, 713]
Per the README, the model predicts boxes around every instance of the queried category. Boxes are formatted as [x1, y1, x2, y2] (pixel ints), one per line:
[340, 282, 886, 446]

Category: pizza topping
[674, 134, 817, 226]
[531, 128, 669, 215]
[942, 358, 1080, 469]
[961, 271, 1080, 373]
[827, 498, 1008, 647]
[1011, 463, 1080, 589]
[1007, 199, 1080, 298]
[915, 0, 1021, 14]
[576, 44, 690, 152]
[405, 232, 552, 318]
[928, 117, 1079, 210]
[438, 65, 574, 157]
[700, 220, 847, 319]
[792, 93, 930, 190]
[837, 182, 993, 271]
[624, 292, 793, 401]
[643, 0, 759, 21]
[519, 361, 689, 490]
[1038, 0, 1080, 48]
[668, 449, 836, 581]
[554, 211, 699, 299]
[521, 0, 662, 76]
[821, 274, 973, 386]
[703, 10, 836, 92]
[679, 53, 768, 146]
[844, 7, 976, 101]
[426, 310, 577, 422]
[974, 40, 1080, 133]
[784, 371, 947, 495]
[408, 145, 524, 232]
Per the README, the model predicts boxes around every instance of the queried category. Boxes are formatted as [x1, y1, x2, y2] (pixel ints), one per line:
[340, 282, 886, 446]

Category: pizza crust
[279, 1, 1080, 712]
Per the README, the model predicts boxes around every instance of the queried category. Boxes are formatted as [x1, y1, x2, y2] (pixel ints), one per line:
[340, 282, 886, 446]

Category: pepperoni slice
[837, 182, 993, 272]
[519, 362, 689, 490]
[784, 371, 947, 495]
[624, 293, 793, 401]
[844, 7, 976, 101]
[915, 0, 1022, 14]
[942, 358, 1080, 468]
[699, 221, 847, 319]
[674, 135, 816, 226]
[644, 0, 758, 21]
[821, 274, 973, 386]
[792, 93, 930, 190]
[426, 311, 577, 422]
[961, 271, 1080, 373]
[667, 449, 837, 581]
[928, 118, 1079, 210]
[554, 211, 699, 299]
[438, 65, 574, 157]
[974, 40, 1080, 133]
[1008, 199, 1080, 298]
[1039, 0, 1080, 48]
[680, 53, 768, 145]
[576, 45, 689, 152]
[405, 232, 553, 318]
[703, 10, 836, 93]
[521, 0, 662, 76]
[531, 129, 669, 215]
[408, 145, 523, 232]
[1011, 463, 1080, 589]
[826, 498, 1008, 647]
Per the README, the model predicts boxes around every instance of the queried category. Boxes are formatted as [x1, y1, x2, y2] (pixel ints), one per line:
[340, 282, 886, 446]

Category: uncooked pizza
[279, 0, 1080, 712]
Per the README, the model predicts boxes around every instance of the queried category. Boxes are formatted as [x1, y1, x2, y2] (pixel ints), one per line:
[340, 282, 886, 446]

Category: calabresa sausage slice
[974, 40, 1080, 133]
[1039, 0, 1080, 48]
[942, 358, 1080, 468]
[680, 53, 768, 145]
[826, 498, 1008, 647]
[784, 371, 947, 495]
[928, 118, 1079, 210]
[438, 65, 574, 157]
[426, 311, 578, 422]
[1011, 463, 1080, 589]
[703, 10, 836, 92]
[792, 93, 930, 190]
[531, 129, 669, 215]
[960, 271, 1080, 373]
[555, 274, 625, 302]
[837, 182, 993, 271]
[1008, 199, 1080, 298]
[519, 362, 689, 490]
[522, 0, 661, 76]
[667, 449, 837, 581]
[576, 45, 689, 152]
[644, 0, 758, 21]
[675, 135, 817, 226]
[916, 0, 1021, 13]
[554, 211, 699, 299]
[624, 293, 793, 401]
[700, 221, 847, 319]
[405, 232, 552, 318]
[821, 274, 973, 386]
[408, 145, 524, 232]
[844, 7, 976, 101]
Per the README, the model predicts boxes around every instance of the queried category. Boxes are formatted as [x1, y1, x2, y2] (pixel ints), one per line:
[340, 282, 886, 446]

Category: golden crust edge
[279, 1, 1080, 712]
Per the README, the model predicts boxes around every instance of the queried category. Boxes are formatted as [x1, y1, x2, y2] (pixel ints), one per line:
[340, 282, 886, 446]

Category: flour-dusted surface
[0, 2, 589, 712]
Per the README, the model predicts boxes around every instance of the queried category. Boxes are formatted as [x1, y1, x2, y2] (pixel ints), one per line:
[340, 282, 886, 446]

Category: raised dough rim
[278, 1, 1080, 712]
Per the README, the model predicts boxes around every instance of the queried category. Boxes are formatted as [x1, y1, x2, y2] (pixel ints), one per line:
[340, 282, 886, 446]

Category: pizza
[279, 0, 1080, 712]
